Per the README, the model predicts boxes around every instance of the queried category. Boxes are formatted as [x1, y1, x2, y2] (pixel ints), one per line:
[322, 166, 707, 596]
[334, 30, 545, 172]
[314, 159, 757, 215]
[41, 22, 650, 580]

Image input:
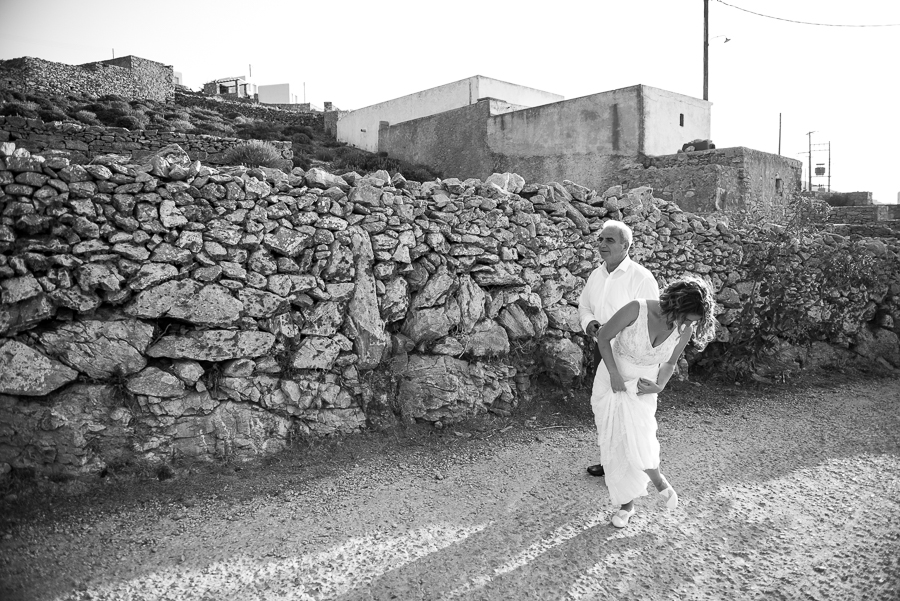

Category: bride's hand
[637, 378, 663, 395]
[610, 373, 627, 392]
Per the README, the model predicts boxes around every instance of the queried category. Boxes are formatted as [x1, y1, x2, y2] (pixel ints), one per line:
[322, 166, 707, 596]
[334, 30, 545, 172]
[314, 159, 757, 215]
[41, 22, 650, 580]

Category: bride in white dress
[592, 276, 717, 528]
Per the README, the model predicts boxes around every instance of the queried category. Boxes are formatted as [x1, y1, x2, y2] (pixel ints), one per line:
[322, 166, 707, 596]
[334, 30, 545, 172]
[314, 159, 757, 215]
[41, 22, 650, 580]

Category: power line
[715, 0, 900, 27]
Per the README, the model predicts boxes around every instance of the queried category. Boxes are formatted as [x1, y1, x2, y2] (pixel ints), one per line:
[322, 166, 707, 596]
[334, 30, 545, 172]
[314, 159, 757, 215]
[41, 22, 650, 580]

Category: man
[578, 220, 660, 477]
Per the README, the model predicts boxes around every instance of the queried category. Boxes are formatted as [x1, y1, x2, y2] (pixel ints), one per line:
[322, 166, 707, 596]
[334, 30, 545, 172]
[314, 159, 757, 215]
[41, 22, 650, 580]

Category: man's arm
[578, 269, 601, 334]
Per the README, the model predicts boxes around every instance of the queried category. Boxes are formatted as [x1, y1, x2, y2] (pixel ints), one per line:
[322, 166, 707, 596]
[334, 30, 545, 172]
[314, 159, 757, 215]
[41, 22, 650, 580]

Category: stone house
[202, 76, 256, 99]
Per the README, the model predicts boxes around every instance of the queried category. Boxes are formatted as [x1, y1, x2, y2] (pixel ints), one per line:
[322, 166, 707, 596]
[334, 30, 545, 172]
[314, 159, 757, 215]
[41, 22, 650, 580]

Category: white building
[336, 75, 564, 152]
[258, 83, 298, 105]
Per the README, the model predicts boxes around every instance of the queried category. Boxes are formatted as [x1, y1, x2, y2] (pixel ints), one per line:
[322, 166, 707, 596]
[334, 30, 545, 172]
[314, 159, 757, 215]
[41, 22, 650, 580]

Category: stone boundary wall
[829, 205, 900, 224]
[0, 116, 292, 166]
[0, 56, 173, 103]
[175, 92, 324, 128]
[813, 191, 874, 206]
[621, 147, 803, 219]
[262, 103, 317, 113]
[0, 144, 897, 476]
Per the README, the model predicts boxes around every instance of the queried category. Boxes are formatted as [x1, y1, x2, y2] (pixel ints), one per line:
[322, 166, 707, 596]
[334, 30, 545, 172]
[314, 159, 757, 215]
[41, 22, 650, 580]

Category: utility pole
[778, 113, 782, 155]
[806, 131, 816, 192]
[828, 141, 831, 192]
[703, 0, 709, 101]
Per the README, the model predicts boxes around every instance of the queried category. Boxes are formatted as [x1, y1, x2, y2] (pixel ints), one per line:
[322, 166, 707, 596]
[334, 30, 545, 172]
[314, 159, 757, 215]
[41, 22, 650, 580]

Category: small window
[679, 114, 684, 127]
[775, 177, 783, 194]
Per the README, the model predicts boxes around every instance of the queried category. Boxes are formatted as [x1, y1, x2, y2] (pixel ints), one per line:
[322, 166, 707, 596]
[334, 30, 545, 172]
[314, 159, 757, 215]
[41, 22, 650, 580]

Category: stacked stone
[174, 91, 325, 128]
[0, 117, 293, 167]
[0, 57, 172, 103]
[0, 141, 898, 475]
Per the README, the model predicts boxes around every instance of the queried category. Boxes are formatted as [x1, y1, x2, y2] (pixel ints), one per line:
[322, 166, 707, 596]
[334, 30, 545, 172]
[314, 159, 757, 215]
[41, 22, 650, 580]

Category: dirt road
[1, 376, 899, 600]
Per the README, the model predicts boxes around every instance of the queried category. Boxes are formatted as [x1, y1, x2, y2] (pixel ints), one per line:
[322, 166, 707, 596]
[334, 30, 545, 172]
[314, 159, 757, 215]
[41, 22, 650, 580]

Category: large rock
[305, 168, 349, 192]
[126, 366, 185, 398]
[545, 304, 581, 333]
[402, 308, 452, 346]
[380, 277, 409, 323]
[455, 275, 486, 333]
[472, 262, 525, 286]
[0, 340, 78, 396]
[38, 319, 154, 379]
[237, 288, 288, 319]
[147, 330, 276, 361]
[0, 293, 56, 335]
[165, 401, 293, 461]
[159, 199, 188, 228]
[291, 337, 341, 370]
[75, 263, 122, 292]
[301, 301, 343, 336]
[540, 337, 584, 384]
[393, 354, 513, 422]
[854, 326, 900, 367]
[125, 280, 243, 327]
[412, 265, 456, 309]
[347, 227, 388, 369]
[465, 320, 510, 357]
[49, 288, 100, 313]
[1, 273, 42, 304]
[498, 304, 536, 339]
[129, 263, 179, 291]
[263, 226, 316, 257]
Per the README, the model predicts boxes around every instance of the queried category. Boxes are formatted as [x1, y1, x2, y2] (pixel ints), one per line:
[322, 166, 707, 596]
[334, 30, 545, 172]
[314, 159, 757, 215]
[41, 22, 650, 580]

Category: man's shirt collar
[603, 255, 633, 276]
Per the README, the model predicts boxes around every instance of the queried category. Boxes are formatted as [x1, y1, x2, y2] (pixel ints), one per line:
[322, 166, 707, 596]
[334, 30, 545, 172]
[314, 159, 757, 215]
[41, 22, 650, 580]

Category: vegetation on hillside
[0, 89, 442, 181]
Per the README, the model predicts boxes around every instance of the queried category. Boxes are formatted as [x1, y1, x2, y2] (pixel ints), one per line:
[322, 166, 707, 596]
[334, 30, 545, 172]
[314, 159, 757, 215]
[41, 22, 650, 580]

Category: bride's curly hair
[659, 275, 717, 349]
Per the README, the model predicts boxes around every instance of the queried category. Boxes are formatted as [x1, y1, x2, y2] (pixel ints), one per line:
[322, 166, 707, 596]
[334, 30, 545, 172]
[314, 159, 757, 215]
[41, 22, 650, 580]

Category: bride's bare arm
[638, 324, 694, 395]
[597, 301, 640, 392]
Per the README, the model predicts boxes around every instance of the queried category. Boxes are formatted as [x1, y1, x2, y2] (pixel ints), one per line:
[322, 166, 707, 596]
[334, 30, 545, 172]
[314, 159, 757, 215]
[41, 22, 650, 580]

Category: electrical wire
[715, 0, 900, 27]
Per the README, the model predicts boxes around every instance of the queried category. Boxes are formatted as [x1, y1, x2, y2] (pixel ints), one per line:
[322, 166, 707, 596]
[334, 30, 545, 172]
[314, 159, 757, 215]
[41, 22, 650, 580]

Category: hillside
[0, 87, 441, 181]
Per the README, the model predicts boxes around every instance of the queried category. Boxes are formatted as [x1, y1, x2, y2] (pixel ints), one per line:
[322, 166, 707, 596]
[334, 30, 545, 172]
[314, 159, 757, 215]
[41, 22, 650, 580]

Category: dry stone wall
[0, 116, 292, 167]
[0, 56, 173, 103]
[0, 143, 898, 476]
[174, 92, 324, 128]
[621, 147, 803, 221]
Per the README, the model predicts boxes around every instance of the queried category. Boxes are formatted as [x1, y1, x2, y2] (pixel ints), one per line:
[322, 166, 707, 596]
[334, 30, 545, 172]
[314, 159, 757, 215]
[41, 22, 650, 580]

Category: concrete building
[258, 83, 298, 105]
[377, 84, 711, 191]
[336, 75, 564, 152]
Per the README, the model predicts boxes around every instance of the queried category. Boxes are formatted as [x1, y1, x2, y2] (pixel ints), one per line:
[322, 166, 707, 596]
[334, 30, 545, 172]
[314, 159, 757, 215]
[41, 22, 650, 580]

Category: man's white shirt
[578, 256, 660, 332]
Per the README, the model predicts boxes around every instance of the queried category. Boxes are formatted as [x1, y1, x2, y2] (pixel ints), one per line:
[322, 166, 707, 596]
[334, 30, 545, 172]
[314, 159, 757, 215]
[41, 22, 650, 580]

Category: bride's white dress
[592, 299, 683, 506]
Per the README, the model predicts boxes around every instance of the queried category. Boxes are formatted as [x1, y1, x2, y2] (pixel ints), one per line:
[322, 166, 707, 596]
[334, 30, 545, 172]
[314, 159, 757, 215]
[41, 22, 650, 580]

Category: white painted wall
[336, 76, 563, 152]
[258, 83, 291, 104]
[641, 85, 711, 156]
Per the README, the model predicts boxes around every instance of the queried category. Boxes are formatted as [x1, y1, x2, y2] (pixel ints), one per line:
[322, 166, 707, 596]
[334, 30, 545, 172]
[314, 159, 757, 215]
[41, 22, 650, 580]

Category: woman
[592, 275, 717, 528]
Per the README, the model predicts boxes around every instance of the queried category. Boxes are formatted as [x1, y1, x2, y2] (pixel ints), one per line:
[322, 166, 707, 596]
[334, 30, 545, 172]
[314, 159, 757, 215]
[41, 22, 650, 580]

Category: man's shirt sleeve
[634, 272, 661, 301]
[578, 269, 599, 332]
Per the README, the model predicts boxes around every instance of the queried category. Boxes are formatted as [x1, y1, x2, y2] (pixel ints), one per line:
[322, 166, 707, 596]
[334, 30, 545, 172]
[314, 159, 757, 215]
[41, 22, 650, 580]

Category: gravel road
[1, 376, 899, 600]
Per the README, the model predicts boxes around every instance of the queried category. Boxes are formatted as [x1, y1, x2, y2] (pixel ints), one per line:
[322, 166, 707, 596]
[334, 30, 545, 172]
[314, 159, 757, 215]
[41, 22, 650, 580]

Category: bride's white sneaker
[659, 486, 679, 509]
[611, 507, 636, 528]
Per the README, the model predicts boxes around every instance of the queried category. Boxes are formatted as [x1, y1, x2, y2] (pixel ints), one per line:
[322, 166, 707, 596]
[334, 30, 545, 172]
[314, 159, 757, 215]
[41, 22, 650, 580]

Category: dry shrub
[73, 110, 100, 125]
[223, 140, 285, 168]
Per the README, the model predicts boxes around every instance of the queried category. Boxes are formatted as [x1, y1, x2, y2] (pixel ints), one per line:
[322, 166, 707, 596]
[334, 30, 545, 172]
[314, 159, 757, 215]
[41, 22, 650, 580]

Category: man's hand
[637, 378, 663, 395]
[585, 321, 601, 338]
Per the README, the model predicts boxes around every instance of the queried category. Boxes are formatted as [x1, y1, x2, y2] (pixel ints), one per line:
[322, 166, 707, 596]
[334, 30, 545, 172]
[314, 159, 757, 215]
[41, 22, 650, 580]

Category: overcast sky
[1, 0, 898, 203]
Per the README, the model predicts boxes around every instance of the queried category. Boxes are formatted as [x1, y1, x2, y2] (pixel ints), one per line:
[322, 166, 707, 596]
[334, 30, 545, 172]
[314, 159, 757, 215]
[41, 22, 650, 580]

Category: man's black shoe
[587, 464, 605, 477]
